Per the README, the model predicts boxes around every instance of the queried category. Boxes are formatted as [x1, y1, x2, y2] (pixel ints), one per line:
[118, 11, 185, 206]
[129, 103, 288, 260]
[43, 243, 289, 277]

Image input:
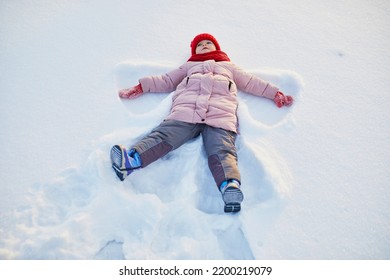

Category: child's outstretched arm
[233, 65, 293, 108]
[119, 64, 187, 99]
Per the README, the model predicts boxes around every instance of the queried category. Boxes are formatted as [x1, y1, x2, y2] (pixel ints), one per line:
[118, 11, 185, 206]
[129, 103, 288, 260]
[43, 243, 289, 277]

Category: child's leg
[202, 126, 243, 212]
[111, 120, 202, 181]
[133, 120, 203, 167]
[202, 126, 241, 186]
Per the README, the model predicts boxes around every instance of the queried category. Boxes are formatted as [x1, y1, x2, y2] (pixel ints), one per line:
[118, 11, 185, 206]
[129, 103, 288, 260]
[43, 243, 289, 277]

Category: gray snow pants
[132, 119, 240, 187]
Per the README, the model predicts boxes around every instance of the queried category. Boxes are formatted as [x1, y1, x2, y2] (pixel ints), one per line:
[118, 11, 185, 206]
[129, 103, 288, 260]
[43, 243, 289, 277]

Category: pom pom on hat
[190, 33, 221, 55]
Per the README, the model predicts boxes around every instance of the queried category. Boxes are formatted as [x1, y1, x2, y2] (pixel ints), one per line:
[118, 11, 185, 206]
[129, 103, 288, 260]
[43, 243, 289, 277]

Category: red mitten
[119, 83, 143, 99]
[273, 91, 294, 108]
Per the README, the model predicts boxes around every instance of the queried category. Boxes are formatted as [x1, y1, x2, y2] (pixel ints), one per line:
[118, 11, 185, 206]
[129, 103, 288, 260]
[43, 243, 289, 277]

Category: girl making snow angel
[111, 33, 293, 213]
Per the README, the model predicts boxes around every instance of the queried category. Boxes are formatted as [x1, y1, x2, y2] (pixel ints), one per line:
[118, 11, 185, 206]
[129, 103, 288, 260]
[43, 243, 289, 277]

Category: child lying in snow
[111, 33, 293, 213]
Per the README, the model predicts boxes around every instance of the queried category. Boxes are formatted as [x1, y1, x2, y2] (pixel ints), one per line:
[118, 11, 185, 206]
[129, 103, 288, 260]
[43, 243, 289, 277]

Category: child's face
[195, 40, 217, 54]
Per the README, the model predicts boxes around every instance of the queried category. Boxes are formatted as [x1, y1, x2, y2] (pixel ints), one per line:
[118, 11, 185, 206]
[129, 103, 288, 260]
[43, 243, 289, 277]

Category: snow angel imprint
[111, 33, 293, 213]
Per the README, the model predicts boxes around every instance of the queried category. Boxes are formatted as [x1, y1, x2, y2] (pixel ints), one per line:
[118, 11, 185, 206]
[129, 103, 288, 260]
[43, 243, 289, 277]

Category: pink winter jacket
[139, 60, 279, 133]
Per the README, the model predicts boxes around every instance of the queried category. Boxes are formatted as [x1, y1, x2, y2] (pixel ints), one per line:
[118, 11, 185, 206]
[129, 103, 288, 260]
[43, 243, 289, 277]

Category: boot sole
[224, 203, 241, 213]
[222, 186, 244, 213]
[110, 145, 130, 181]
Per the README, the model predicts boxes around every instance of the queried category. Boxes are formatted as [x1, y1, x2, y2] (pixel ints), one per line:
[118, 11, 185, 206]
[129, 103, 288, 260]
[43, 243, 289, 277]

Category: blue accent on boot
[128, 149, 142, 168]
[219, 179, 240, 193]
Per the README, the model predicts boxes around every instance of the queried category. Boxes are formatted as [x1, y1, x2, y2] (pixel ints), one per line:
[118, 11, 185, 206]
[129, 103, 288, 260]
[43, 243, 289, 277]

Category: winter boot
[219, 179, 244, 213]
[110, 145, 142, 181]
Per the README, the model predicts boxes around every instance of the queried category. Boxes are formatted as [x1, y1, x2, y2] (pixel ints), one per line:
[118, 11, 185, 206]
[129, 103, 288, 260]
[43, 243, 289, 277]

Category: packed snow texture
[0, 0, 389, 259]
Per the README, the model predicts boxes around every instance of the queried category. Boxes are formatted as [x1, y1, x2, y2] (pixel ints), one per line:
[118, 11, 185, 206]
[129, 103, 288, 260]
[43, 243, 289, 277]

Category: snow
[0, 0, 389, 260]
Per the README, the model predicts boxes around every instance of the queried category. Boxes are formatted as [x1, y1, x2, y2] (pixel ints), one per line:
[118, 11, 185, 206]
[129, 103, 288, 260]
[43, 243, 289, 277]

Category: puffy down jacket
[139, 60, 278, 132]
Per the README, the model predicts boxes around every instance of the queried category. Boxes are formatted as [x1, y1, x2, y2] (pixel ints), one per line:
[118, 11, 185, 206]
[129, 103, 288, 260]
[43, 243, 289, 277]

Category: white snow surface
[0, 0, 389, 260]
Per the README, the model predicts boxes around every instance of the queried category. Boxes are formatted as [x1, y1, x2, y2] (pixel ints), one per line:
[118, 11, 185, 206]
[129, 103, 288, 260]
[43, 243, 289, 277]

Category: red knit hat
[190, 33, 221, 55]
